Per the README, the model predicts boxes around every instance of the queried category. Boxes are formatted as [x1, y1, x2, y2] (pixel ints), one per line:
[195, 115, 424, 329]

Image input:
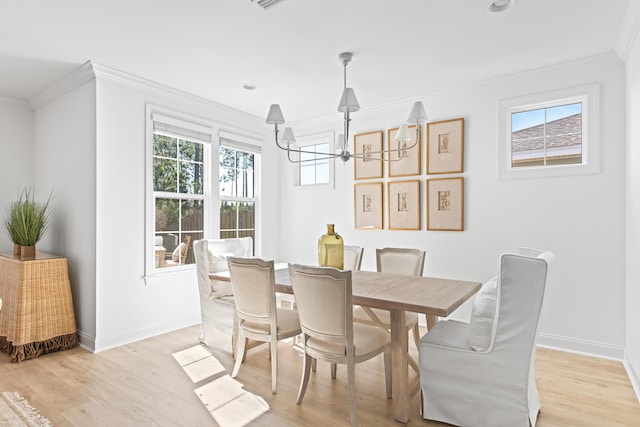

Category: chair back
[193, 237, 254, 319]
[343, 246, 364, 271]
[288, 264, 352, 347]
[376, 247, 425, 276]
[492, 251, 551, 358]
[227, 257, 276, 325]
[193, 238, 252, 352]
[207, 237, 253, 272]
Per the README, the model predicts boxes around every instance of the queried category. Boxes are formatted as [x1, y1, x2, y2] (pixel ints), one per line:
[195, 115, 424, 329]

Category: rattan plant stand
[0, 252, 78, 362]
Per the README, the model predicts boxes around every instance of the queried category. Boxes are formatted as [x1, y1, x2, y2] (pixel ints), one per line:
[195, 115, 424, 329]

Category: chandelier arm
[282, 153, 343, 164]
[350, 151, 403, 162]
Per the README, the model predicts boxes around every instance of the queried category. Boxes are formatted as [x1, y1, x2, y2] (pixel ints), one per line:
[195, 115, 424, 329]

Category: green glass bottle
[318, 224, 344, 269]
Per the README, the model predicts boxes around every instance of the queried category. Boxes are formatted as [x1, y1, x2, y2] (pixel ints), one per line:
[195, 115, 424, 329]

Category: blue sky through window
[512, 102, 581, 132]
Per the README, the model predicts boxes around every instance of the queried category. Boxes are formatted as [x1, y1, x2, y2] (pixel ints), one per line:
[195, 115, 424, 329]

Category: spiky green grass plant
[3, 188, 53, 246]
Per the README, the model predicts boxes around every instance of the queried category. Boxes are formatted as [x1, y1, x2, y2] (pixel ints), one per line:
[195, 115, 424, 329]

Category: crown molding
[290, 52, 620, 131]
[29, 60, 263, 122]
[29, 61, 96, 110]
[615, 0, 640, 62]
[0, 95, 30, 109]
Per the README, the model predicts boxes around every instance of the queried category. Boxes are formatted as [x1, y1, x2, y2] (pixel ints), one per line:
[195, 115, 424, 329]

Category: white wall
[91, 68, 275, 351]
[27, 63, 279, 352]
[0, 98, 33, 252]
[625, 22, 640, 397]
[32, 79, 98, 348]
[279, 53, 627, 359]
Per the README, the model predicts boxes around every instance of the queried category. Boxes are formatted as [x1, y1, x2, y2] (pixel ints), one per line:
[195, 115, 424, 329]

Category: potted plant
[3, 188, 53, 258]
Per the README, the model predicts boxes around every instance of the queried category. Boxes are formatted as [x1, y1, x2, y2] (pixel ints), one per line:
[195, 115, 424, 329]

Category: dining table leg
[390, 309, 410, 423]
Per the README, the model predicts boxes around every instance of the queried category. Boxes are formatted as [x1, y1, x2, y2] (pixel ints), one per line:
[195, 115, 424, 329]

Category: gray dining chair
[343, 245, 364, 271]
[228, 256, 302, 394]
[353, 247, 425, 348]
[288, 264, 391, 427]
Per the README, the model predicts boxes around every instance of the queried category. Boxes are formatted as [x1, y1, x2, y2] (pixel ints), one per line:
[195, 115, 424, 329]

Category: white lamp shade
[266, 104, 285, 124]
[407, 101, 428, 124]
[337, 88, 361, 113]
[281, 127, 296, 144]
[395, 124, 412, 142]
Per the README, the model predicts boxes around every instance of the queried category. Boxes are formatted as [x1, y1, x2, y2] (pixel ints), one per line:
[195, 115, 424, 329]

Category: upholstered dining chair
[193, 237, 253, 355]
[419, 248, 553, 427]
[288, 264, 391, 427]
[227, 257, 301, 394]
[343, 245, 364, 271]
[353, 247, 425, 348]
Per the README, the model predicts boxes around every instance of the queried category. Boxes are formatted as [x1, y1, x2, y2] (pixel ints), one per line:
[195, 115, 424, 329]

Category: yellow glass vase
[318, 224, 344, 269]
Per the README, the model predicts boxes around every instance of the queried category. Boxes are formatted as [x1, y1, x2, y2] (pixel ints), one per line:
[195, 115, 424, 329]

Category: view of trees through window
[153, 133, 205, 267]
[219, 146, 256, 253]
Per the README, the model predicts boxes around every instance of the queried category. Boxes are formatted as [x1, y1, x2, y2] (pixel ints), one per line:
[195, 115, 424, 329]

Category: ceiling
[0, 0, 632, 123]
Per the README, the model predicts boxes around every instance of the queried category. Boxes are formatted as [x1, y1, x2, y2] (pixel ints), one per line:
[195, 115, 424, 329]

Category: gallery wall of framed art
[352, 117, 465, 232]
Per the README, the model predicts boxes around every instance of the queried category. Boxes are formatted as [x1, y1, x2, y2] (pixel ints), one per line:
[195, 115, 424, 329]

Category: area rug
[0, 391, 52, 427]
[173, 345, 269, 427]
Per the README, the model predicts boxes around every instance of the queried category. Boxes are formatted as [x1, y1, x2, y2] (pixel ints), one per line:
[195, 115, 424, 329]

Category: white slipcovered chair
[353, 247, 425, 347]
[193, 237, 253, 354]
[288, 264, 392, 427]
[419, 248, 553, 427]
[227, 256, 301, 394]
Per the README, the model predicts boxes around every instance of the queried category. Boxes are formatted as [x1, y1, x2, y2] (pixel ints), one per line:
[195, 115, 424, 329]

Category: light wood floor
[1, 325, 639, 426]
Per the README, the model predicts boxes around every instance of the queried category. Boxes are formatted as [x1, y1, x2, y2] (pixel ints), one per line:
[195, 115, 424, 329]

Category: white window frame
[219, 130, 262, 256]
[145, 105, 213, 276]
[498, 83, 600, 179]
[293, 131, 335, 190]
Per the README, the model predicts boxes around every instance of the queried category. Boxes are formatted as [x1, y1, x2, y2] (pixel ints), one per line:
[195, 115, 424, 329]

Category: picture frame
[354, 130, 383, 180]
[427, 118, 464, 174]
[388, 180, 420, 230]
[426, 177, 464, 231]
[387, 125, 421, 177]
[354, 182, 383, 230]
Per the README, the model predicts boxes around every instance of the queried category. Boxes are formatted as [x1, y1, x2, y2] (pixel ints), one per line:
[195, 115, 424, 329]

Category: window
[300, 143, 330, 185]
[146, 108, 212, 273]
[294, 131, 335, 188]
[498, 83, 599, 179]
[219, 140, 259, 253]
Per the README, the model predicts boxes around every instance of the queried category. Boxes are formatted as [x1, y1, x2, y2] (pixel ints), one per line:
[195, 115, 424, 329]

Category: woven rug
[0, 392, 52, 426]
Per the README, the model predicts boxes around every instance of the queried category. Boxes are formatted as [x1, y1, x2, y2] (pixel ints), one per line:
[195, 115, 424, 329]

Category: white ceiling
[0, 0, 632, 122]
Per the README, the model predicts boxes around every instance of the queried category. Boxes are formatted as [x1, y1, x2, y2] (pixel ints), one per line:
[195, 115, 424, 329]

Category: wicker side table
[0, 252, 78, 362]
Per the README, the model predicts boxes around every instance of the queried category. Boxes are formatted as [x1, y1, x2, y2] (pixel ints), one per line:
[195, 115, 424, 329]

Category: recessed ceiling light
[489, 0, 515, 12]
[243, 83, 257, 91]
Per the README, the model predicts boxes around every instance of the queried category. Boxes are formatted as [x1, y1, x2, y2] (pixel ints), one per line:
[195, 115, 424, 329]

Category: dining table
[211, 264, 481, 423]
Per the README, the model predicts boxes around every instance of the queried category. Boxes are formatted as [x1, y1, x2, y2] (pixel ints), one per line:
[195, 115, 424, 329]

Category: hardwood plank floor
[1, 325, 639, 426]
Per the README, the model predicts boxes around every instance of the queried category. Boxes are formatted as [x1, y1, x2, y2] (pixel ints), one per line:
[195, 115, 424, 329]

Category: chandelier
[265, 52, 428, 163]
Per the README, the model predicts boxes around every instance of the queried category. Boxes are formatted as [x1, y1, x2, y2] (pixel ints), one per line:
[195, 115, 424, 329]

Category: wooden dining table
[211, 265, 481, 423]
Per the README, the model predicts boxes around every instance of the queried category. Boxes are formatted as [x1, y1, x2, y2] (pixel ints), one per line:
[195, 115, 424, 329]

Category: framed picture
[427, 177, 464, 231]
[354, 182, 383, 230]
[387, 125, 421, 177]
[427, 118, 464, 174]
[388, 180, 420, 230]
[354, 130, 383, 180]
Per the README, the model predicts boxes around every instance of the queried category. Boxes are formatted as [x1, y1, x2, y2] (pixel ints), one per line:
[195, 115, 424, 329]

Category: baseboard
[537, 333, 624, 360]
[93, 316, 200, 353]
[76, 329, 96, 352]
[624, 350, 640, 404]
